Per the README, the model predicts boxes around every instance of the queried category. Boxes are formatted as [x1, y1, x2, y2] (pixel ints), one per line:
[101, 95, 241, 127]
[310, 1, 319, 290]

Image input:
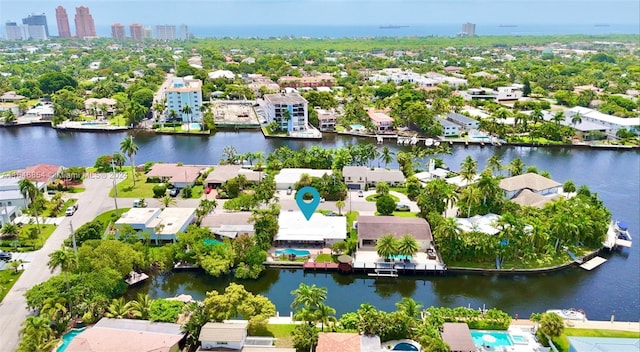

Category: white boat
[425, 138, 434, 146]
[603, 220, 633, 249]
[546, 308, 587, 321]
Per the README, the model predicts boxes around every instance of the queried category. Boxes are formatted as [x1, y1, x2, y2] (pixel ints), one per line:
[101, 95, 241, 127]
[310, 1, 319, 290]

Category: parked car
[47, 189, 56, 195]
[169, 188, 180, 197]
[133, 199, 147, 208]
[395, 204, 410, 212]
[358, 190, 364, 197]
[65, 204, 78, 216]
[0, 251, 11, 261]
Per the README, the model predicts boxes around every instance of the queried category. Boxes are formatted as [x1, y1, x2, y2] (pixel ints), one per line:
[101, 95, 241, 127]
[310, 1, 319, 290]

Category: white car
[65, 204, 78, 216]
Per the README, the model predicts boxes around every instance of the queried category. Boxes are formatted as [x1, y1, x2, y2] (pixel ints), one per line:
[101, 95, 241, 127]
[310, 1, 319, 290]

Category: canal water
[1, 126, 639, 320]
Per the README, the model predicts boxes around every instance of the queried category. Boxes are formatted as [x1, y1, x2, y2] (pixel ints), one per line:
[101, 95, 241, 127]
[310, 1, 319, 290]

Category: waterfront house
[538, 110, 610, 139]
[436, 117, 459, 137]
[65, 318, 185, 352]
[198, 321, 294, 352]
[201, 212, 254, 240]
[367, 109, 394, 133]
[146, 163, 205, 188]
[0, 91, 26, 102]
[499, 173, 562, 206]
[440, 323, 476, 352]
[204, 165, 262, 189]
[316, 332, 382, 352]
[19, 164, 63, 184]
[275, 212, 347, 246]
[446, 112, 479, 130]
[567, 106, 639, 134]
[274, 168, 332, 190]
[342, 166, 405, 190]
[0, 103, 19, 116]
[0, 177, 45, 209]
[263, 93, 309, 133]
[357, 216, 433, 251]
[114, 207, 195, 243]
[316, 108, 338, 131]
[24, 104, 54, 120]
[84, 97, 116, 117]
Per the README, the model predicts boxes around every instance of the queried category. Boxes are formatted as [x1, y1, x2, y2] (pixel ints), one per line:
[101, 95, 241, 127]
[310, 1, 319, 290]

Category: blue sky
[2, 0, 638, 26]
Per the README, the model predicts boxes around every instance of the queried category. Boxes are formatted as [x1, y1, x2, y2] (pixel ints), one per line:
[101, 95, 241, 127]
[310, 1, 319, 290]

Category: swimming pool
[510, 334, 528, 344]
[57, 327, 87, 352]
[392, 342, 420, 351]
[350, 124, 365, 130]
[275, 248, 311, 257]
[470, 331, 513, 348]
[81, 122, 108, 126]
[203, 239, 223, 246]
[182, 123, 202, 131]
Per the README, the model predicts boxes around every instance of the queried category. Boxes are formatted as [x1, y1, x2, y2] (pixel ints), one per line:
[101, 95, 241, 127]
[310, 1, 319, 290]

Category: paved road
[0, 176, 119, 352]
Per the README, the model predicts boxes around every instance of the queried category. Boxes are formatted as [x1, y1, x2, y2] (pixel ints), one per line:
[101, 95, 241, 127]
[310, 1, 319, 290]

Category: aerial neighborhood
[0, 8, 638, 352]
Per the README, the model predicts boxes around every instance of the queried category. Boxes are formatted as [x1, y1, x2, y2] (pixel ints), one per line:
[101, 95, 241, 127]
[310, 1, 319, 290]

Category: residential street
[0, 176, 119, 352]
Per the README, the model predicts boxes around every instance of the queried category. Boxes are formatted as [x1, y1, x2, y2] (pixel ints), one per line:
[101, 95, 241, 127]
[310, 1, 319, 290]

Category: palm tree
[222, 145, 238, 164]
[48, 247, 77, 314]
[552, 111, 565, 126]
[571, 112, 582, 128]
[530, 108, 544, 124]
[460, 186, 482, 218]
[506, 158, 526, 177]
[182, 105, 193, 132]
[21, 315, 55, 348]
[380, 146, 394, 168]
[397, 234, 419, 258]
[290, 283, 328, 325]
[104, 297, 133, 319]
[459, 155, 478, 185]
[161, 195, 176, 209]
[375, 181, 390, 196]
[435, 217, 461, 243]
[316, 303, 337, 331]
[335, 200, 345, 216]
[487, 154, 502, 175]
[1, 222, 19, 238]
[41, 297, 70, 332]
[120, 135, 139, 186]
[112, 152, 126, 170]
[98, 103, 109, 118]
[18, 179, 41, 234]
[129, 293, 153, 320]
[395, 297, 423, 319]
[90, 101, 99, 118]
[376, 234, 398, 260]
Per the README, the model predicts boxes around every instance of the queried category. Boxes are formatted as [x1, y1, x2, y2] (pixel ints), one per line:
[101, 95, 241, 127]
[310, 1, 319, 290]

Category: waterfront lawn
[365, 194, 400, 202]
[315, 253, 336, 263]
[448, 248, 594, 269]
[0, 270, 23, 303]
[0, 224, 56, 252]
[251, 324, 297, 348]
[109, 114, 128, 127]
[110, 172, 155, 198]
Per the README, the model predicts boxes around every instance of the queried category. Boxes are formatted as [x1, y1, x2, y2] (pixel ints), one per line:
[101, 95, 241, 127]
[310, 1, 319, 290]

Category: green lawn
[155, 127, 210, 135]
[0, 224, 56, 252]
[391, 211, 418, 218]
[109, 172, 156, 198]
[448, 252, 582, 270]
[389, 187, 408, 195]
[94, 208, 130, 234]
[315, 253, 336, 263]
[189, 185, 204, 198]
[365, 193, 400, 202]
[0, 270, 23, 303]
[66, 187, 85, 193]
[109, 114, 128, 127]
[251, 324, 297, 348]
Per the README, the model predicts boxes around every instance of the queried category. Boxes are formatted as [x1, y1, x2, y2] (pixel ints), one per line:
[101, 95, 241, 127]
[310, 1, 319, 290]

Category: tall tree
[47, 247, 77, 304]
[380, 146, 394, 168]
[18, 179, 41, 235]
[397, 234, 419, 258]
[376, 234, 398, 260]
[459, 156, 478, 185]
[182, 104, 193, 132]
[120, 135, 139, 186]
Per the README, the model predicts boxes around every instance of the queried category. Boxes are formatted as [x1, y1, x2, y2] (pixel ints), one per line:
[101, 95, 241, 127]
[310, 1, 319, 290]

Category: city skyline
[1, 0, 638, 29]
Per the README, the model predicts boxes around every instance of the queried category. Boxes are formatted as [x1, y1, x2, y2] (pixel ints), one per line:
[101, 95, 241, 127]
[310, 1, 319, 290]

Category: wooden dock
[580, 256, 607, 271]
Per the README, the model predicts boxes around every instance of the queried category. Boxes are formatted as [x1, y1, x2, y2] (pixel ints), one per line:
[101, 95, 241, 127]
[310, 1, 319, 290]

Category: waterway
[1, 126, 639, 321]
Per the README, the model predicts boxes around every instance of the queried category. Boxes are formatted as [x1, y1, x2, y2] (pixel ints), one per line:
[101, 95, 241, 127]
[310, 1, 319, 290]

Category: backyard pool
[275, 248, 311, 257]
[470, 331, 513, 348]
[56, 327, 87, 352]
[350, 124, 365, 130]
[510, 334, 528, 344]
[182, 123, 202, 131]
[80, 121, 108, 126]
[392, 342, 420, 351]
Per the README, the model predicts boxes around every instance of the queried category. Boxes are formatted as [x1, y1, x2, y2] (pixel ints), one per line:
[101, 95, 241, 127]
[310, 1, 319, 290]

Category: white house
[436, 117, 459, 136]
[496, 86, 523, 101]
[342, 166, 405, 190]
[568, 106, 639, 134]
[0, 178, 35, 209]
[0, 205, 21, 226]
[199, 322, 247, 350]
[499, 173, 562, 202]
[274, 168, 332, 190]
[114, 207, 195, 243]
[276, 212, 347, 246]
[446, 112, 479, 130]
[0, 103, 20, 116]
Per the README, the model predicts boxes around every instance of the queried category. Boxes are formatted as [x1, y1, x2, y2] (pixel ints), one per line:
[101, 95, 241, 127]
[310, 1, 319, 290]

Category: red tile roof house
[146, 163, 206, 189]
[316, 332, 382, 352]
[357, 216, 433, 251]
[15, 164, 64, 185]
[367, 109, 394, 133]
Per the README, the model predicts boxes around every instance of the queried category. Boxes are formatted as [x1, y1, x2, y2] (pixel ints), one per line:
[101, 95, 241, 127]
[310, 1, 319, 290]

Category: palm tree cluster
[290, 283, 336, 331]
[375, 234, 419, 260]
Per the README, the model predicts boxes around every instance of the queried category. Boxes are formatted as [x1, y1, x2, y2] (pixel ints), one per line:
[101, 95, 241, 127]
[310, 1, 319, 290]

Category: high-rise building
[74, 6, 96, 38]
[263, 93, 309, 133]
[5, 22, 22, 40]
[55, 6, 71, 38]
[111, 23, 125, 39]
[461, 22, 476, 37]
[24, 25, 48, 40]
[129, 23, 144, 40]
[22, 13, 49, 37]
[179, 24, 189, 40]
[156, 25, 176, 40]
[143, 27, 153, 39]
[165, 77, 203, 123]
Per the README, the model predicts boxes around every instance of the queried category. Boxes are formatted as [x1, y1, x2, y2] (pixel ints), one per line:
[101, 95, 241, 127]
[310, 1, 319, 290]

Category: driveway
[0, 175, 121, 352]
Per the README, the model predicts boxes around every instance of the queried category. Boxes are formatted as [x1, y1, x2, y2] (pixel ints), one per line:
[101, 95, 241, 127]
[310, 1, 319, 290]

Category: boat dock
[125, 271, 149, 285]
[580, 256, 608, 271]
[603, 221, 633, 250]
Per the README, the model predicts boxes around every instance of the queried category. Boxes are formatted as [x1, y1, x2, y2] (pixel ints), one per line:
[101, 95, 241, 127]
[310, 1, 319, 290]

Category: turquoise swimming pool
[81, 121, 108, 126]
[470, 330, 513, 348]
[57, 327, 87, 352]
[276, 248, 311, 257]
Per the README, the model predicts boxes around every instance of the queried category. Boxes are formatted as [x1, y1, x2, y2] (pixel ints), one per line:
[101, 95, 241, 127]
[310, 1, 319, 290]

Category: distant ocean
[92, 23, 639, 39]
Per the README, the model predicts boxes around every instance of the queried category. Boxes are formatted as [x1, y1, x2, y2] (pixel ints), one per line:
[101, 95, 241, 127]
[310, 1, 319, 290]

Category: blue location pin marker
[295, 186, 321, 221]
